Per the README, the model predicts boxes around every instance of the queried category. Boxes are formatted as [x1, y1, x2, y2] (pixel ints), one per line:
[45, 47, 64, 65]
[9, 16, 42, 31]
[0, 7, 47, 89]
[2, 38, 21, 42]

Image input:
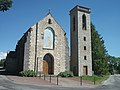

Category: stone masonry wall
[23, 13, 69, 75]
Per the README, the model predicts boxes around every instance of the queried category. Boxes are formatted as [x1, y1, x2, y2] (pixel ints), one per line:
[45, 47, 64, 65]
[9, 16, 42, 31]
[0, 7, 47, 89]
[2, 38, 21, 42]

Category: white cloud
[0, 52, 7, 60]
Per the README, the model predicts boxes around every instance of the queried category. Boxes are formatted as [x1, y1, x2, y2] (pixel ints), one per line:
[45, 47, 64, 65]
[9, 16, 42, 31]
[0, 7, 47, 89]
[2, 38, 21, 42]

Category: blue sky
[0, 0, 120, 58]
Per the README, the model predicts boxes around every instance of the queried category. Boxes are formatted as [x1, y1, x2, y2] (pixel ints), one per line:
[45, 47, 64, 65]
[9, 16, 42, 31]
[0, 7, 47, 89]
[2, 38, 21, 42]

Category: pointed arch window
[82, 14, 87, 30]
[43, 27, 54, 49]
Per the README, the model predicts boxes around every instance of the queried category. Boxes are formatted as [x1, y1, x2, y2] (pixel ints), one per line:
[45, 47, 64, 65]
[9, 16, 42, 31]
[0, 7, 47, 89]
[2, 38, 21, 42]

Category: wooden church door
[43, 60, 48, 74]
[83, 66, 88, 76]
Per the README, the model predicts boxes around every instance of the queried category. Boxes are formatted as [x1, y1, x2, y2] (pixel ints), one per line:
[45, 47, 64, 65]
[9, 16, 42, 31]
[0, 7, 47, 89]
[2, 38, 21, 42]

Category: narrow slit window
[84, 37, 86, 41]
[84, 46, 86, 50]
[84, 56, 87, 60]
[73, 16, 75, 31]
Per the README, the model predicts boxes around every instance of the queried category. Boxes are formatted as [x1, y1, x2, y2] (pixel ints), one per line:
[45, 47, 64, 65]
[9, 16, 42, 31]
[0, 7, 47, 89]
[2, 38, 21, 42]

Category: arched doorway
[43, 53, 54, 75]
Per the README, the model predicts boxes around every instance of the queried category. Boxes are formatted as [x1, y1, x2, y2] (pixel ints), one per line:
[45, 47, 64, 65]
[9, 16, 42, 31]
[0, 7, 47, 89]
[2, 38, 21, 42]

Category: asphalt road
[0, 75, 120, 90]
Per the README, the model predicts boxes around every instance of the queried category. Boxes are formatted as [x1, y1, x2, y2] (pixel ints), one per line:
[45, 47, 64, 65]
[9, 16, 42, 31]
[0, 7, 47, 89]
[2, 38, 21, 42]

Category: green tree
[108, 56, 120, 74]
[0, 0, 13, 12]
[117, 60, 120, 74]
[0, 59, 5, 67]
[91, 23, 109, 76]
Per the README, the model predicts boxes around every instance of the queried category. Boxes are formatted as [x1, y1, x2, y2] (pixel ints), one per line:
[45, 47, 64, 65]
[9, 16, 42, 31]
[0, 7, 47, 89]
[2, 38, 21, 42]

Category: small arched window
[48, 19, 52, 24]
[43, 27, 54, 49]
[82, 14, 87, 30]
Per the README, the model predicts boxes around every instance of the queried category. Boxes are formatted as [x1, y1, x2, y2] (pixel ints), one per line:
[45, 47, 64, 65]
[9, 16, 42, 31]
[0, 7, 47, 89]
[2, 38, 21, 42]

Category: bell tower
[70, 5, 92, 76]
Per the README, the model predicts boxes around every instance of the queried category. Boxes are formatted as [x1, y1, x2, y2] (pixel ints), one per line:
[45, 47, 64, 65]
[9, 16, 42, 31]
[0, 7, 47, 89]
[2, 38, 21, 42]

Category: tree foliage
[0, 0, 13, 12]
[0, 59, 5, 66]
[91, 23, 120, 76]
[91, 23, 109, 76]
[108, 56, 120, 74]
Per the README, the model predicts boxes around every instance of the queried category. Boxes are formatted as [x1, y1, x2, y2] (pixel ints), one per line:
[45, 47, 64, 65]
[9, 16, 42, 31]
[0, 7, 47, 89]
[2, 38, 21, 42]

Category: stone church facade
[23, 13, 69, 75]
[6, 5, 92, 76]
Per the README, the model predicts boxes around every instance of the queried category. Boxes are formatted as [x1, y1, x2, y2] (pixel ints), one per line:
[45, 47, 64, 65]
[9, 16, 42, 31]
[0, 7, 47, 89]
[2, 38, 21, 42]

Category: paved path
[0, 75, 93, 90]
[98, 74, 120, 90]
[40, 76, 94, 87]
[0, 75, 16, 90]
[1, 74, 120, 90]
[7, 75, 94, 87]
[6, 75, 55, 86]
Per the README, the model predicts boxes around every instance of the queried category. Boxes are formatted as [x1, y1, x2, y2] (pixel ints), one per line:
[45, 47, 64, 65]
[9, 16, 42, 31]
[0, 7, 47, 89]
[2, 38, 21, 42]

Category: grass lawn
[81, 75, 110, 84]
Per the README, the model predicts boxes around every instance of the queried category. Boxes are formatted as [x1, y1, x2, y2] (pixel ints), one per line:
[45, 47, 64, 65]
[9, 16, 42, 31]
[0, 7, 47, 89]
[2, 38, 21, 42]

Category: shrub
[19, 70, 37, 77]
[58, 71, 74, 77]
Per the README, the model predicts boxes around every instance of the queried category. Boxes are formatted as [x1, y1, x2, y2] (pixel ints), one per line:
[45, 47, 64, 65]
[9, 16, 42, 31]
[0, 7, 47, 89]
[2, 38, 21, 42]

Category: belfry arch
[82, 14, 87, 30]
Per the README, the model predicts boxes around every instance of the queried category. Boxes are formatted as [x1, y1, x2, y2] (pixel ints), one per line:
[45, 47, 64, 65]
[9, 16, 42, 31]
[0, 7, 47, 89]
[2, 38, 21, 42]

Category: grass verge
[81, 75, 110, 84]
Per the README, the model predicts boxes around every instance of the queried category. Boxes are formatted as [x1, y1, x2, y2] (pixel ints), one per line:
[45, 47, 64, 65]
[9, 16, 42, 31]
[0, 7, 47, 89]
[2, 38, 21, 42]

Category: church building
[6, 5, 92, 76]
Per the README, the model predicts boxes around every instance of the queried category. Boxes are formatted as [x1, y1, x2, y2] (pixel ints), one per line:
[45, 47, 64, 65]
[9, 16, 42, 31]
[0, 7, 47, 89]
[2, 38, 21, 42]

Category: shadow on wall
[0, 51, 18, 75]
[0, 64, 17, 75]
